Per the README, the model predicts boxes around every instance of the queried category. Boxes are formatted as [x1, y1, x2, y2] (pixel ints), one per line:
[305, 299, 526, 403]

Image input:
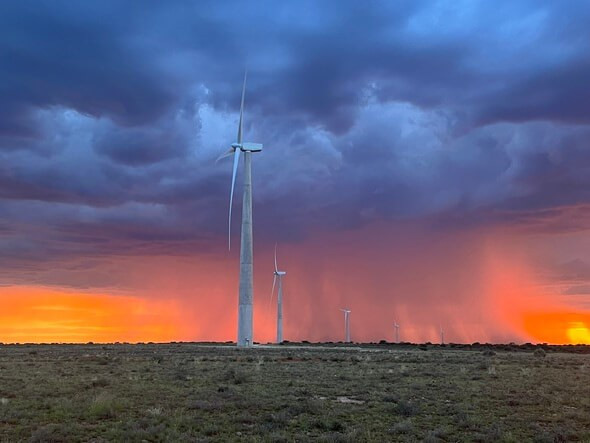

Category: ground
[0, 343, 589, 442]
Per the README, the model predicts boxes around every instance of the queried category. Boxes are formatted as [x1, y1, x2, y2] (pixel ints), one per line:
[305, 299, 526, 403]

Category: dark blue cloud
[1, 0, 590, 288]
[0, 2, 176, 131]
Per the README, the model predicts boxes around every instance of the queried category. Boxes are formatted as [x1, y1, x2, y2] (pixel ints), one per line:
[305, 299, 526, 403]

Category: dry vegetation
[1, 342, 589, 442]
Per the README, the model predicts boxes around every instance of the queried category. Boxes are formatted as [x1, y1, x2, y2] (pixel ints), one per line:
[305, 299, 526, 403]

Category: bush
[91, 377, 109, 388]
[188, 399, 222, 411]
[534, 348, 547, 358]
[30, 424, 70, 442]
[476, 361, 489, 370]
[394, 400, 420, 417]
[222, 368, 250, 384]
[389, 420, 413, 434]
[88, 392, 120, 419]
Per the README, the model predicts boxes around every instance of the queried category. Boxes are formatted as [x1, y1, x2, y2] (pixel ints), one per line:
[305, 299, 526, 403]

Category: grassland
[0, 342, 589, 442]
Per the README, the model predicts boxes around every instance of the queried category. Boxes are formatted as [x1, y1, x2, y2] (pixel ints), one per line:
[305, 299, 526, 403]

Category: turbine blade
[237, 71, 247, 144]
[228, 148, 240, 250]
[274, 243, 278, 273]
[216, 148, 233, 163]
[269, 274, 277, 309]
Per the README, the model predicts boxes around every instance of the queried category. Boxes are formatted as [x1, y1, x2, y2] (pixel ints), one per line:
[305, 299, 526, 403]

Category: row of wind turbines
[338, 312, 446, 345]
[217, 73, 447, 347]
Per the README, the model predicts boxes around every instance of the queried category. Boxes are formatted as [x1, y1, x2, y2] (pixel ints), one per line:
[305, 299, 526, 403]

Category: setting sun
[522, 312, 590, 345]
[567, 322, 590, 344]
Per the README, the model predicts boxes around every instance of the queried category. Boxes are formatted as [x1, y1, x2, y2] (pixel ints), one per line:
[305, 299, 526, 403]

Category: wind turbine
[440, 324, 444, 345]
[393, 320, 400, 343]
[340, 309, 351, 343]
[270, 244, 287, 343]
[218, 72, 262, 347]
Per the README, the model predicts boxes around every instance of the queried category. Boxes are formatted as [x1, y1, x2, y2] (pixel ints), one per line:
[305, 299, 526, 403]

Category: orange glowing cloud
[482, 236, 590, 344]
[3, 222, 589, 345]
[0, 286, 188, 343]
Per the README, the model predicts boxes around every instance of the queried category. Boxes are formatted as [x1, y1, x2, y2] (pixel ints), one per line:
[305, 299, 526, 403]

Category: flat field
[0, 343, 589, 442]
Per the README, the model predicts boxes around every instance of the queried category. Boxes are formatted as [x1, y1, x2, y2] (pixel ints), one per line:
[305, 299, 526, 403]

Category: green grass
[0, 343, 589, 441]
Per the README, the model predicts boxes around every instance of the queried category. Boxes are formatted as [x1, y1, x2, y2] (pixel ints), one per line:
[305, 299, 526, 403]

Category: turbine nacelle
[231, 142, 263, 152]
[274, 271, 286, 276]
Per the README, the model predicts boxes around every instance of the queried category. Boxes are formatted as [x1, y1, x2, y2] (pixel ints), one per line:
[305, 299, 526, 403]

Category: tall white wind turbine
[218, 72, 262, 347]
[340, 309, 351, 343]
[393, 320, 400, 343]
[270, 244, 287, 343]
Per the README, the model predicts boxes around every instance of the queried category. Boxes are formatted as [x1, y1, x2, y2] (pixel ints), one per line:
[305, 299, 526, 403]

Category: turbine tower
[218, 72, 262, 347]
[270, 244, 287, 343]
[393, 320, 400, 343]
[340, 309, 351, 343]
[440, 325, 444, 345]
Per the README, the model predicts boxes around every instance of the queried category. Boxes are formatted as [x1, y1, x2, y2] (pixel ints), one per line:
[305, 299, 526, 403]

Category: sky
[1, 0, 590, 344]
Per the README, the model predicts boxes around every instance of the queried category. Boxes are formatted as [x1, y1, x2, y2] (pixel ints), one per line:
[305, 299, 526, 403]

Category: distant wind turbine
[340, 309, 351, 343]
[217, 71, 263, 347]
[440, 325, 444, 345]
[270, 244, 287, 343]
[393, 320, 400, 343]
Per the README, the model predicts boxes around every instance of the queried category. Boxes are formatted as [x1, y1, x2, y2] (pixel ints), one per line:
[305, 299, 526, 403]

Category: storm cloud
[1, 0, 590, 301]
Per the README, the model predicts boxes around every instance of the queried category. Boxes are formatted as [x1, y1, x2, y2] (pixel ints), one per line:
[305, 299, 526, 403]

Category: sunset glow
[522, 313, 590, 345]
[0, 286, 187, 343]
[2, 223, 588, 344]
